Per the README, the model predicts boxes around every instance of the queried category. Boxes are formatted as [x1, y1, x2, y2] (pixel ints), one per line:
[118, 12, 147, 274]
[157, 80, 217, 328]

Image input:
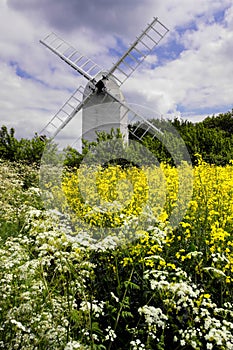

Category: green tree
[0, 126, 46, 165]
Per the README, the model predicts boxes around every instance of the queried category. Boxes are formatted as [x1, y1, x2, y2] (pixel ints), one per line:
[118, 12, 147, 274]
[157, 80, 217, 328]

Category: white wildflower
[139, 306, 168, 329]
[110, 291, 119, 302]
[105, 326, 116, 341]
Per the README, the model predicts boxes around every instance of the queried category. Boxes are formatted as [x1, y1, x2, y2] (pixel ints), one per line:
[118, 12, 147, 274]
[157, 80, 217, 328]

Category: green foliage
[202, 110, 233, 134]
[0, 126, 46, 165]
[173, 110, 233, 165]
[130, 110, 233, 166]
[169, 114, 233, 165]
[0, 160, 43, 242]
[2, 109, 233, 167]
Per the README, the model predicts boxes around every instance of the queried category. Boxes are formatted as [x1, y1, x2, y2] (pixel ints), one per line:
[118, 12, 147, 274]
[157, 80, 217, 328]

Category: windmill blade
[40, 33, 102, 81]
[107, 17, 169, 86]
[105, 90, 162, 140]
[40, 85, 95, 138]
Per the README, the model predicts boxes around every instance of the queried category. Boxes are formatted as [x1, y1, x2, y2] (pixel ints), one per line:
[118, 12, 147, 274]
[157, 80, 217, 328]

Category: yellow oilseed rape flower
[203, 294, 210, 299]
[62, 165, 150, 228]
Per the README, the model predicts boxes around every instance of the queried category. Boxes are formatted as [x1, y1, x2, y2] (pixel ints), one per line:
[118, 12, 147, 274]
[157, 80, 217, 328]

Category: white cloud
[123, 5, 233, 116]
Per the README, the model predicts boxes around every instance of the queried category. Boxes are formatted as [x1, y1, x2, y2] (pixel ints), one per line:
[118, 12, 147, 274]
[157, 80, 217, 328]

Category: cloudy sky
[0, 0, 233, 139]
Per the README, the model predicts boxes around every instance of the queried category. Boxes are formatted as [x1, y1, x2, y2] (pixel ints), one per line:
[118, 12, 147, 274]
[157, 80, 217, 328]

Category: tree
[0, 126, 46, 165]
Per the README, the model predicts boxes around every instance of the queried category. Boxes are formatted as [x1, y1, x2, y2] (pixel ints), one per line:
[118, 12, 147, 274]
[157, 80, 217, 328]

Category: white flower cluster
[130, 338, 146, 350]
[140, 267, 233, 349]
[105, 326, 117, 341]
[80, 300, 105, 318]
[64, 341, 89, 349]
[0, 207, 98, 349]
[139, 306, 168, 329]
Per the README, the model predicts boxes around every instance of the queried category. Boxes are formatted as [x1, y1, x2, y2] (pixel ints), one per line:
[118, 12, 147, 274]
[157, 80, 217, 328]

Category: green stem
[107, 266, 134, 350]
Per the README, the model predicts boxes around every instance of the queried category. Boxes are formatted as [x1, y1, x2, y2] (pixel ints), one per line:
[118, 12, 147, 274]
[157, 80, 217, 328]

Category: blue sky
[0, 0, 233, 139]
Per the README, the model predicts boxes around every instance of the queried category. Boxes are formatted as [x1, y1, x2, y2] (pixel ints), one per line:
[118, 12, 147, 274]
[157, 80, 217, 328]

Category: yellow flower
[203, 294, 210, 299]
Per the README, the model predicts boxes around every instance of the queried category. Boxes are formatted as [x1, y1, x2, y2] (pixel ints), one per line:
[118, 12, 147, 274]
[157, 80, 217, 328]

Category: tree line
[0, 109, 233, 166]
[131, 109, 233, 165]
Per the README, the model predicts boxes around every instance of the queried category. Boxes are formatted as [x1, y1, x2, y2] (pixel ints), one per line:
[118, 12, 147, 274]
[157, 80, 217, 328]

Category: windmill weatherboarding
[39, 17, 169, 146]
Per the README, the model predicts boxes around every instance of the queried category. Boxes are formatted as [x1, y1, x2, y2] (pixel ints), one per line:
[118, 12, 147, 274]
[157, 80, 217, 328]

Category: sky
[0, 0, 233, 139]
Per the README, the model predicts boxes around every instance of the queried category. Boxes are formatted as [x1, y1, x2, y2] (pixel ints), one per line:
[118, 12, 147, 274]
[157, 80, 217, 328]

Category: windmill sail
[40, 33, 102, 80]
[40, 18, 168, 87]
[107, 17, 169, 86]
[40, 84, 113, 138]
[105, 90, 162, 139]
[40, 86, 93, 138]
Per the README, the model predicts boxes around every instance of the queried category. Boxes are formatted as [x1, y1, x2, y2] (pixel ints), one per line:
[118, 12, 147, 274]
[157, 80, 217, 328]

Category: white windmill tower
[39, 17, 169, 148]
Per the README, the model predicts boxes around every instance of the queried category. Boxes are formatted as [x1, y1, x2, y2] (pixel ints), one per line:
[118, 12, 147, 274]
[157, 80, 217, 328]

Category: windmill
[39, 17, 169, 148]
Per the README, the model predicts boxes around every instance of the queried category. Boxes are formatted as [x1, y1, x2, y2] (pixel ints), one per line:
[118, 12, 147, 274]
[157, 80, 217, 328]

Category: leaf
[124, 280, 140, 290]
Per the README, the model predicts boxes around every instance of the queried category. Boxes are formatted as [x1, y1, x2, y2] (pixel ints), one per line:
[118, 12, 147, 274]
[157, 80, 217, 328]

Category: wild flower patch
[0, 159, 233, 349]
